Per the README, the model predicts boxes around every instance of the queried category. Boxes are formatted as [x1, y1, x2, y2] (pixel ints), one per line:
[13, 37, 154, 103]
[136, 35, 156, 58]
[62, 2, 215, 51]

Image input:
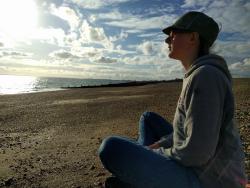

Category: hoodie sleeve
[164, 66, 227, 166]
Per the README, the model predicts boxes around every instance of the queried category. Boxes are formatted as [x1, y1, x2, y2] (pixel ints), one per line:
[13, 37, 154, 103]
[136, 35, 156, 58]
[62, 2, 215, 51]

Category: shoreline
[1, 78, 249, 95]
[62, 79, 183, 89]
[0, 79, 182, 96]
[0, 88, 66, 96]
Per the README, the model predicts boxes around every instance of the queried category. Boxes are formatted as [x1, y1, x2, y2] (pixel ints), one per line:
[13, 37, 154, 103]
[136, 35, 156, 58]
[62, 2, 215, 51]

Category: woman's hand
[148, 142, 160, 149]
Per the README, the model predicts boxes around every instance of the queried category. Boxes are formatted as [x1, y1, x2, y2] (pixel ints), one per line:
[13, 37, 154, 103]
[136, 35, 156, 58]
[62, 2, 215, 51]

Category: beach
[0, 78, 249, 187]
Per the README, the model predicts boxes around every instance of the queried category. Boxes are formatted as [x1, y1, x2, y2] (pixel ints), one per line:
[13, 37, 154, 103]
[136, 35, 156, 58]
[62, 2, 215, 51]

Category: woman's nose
[165, 37, 171, 44]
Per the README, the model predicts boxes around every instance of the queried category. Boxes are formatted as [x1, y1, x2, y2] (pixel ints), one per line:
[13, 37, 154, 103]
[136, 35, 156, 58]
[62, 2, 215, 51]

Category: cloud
[109, 30, 128, 42]
[0, 51, 32, 58]
[90, 8, 176, 32]
[181, 0, 211, 8]
[95, 56, 117, 64]
[80, 20, 114, 49]
[137, 41, 154, 55]
[70, 46, 104, 58]
[104, 14, 176, 31]
[229, 58, 250, 77]
[0, 42, 3, 47]
[245, 2, 250, 11]
[213, 41, 250, 60]
[136, 40, 169, 58]
[150, 5, 176, 14]
[137, 32, 160, 38]
[93, 9, 125, 20]
[119, 55, 183, 80]
[32, 28, 66, 46]
[80, 21, 105, 41]
[49, 4, 81, 31]
[66, 0, 132, 9]
[0, 51, 182, 80]
[208, 1, 250, 36]
[49, 49, 79, 59]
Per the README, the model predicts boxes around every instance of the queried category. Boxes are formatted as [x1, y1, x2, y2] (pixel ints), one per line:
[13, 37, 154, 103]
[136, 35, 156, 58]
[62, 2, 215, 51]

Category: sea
[0, 75, 130, 95]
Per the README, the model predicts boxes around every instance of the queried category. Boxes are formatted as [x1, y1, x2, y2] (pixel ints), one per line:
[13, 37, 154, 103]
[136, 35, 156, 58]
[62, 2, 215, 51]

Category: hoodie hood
[185, 54, 232, 82]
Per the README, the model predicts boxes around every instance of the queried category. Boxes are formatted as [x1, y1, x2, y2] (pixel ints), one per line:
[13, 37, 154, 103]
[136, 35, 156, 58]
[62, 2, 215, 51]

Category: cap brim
[162, 26, 174, 35]
[162, 25, 193, 35]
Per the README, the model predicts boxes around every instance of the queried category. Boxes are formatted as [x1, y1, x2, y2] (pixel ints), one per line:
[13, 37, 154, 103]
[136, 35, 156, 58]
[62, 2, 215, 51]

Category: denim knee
[140, 111, 160, 125]
[99, 136, 113, 160]
[140, 111, 155, 121]
[98, 136, 121, 168]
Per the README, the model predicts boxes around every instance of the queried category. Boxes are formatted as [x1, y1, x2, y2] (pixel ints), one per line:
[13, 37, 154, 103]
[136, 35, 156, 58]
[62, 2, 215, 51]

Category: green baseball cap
[162, 11, 219, 47]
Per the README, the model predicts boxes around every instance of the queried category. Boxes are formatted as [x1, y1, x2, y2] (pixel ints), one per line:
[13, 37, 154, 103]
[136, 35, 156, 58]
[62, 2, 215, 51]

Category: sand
[0, 78, 249, 187]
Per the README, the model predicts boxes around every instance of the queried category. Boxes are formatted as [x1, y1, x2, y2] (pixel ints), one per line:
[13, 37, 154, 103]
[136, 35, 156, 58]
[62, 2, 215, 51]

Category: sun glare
[0, 0, 38, 40]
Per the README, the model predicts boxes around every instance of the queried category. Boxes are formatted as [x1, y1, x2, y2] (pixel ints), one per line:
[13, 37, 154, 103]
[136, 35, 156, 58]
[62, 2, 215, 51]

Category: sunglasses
[164, 29, 192, 43]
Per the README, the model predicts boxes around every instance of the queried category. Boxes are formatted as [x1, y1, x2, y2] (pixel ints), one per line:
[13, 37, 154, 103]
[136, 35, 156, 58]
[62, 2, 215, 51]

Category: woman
[98, 11, 247, 188]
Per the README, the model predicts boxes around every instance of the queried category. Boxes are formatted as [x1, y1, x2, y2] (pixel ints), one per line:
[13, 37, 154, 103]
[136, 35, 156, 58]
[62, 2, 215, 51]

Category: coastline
[62, 79, 183, 89]
[0, 78, 182, 95]
[0, 78, 249, 187]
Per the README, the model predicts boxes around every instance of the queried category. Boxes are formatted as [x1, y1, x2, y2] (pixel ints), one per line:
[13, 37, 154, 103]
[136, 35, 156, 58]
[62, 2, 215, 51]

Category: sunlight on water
[0, 75, 38, 94]
[0, 75, 129, 95]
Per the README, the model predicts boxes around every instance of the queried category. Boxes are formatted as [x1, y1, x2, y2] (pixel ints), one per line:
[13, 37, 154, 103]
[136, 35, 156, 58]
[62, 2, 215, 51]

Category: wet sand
[0, 78, 249, 187]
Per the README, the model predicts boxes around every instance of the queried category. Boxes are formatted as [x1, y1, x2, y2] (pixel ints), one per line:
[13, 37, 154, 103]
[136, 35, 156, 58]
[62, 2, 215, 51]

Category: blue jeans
[98, 112, 201, 188]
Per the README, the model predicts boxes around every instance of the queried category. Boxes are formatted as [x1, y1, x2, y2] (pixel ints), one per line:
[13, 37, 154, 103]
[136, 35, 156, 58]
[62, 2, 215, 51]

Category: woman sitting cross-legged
[98, 11, 247, 188]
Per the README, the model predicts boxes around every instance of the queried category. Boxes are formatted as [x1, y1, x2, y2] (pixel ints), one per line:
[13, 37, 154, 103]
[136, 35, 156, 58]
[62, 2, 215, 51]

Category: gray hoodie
[163, 55, 247, 188]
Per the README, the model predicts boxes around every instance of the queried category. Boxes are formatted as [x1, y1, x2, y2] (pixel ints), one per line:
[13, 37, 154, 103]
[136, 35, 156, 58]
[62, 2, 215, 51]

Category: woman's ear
[189, 32, 200, 45]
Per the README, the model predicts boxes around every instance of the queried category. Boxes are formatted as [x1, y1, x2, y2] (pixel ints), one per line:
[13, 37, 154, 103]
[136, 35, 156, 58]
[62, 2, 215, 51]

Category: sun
[0, 0, 38, 40]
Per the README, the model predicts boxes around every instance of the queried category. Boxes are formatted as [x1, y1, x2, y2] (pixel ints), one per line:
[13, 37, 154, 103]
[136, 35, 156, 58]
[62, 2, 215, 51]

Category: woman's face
[165, 31, 192, 60]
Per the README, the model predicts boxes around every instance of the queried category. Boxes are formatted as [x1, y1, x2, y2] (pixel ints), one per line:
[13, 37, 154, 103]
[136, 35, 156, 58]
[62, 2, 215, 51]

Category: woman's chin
[168, 51, 181, 61]
[168, 52, 176, 59]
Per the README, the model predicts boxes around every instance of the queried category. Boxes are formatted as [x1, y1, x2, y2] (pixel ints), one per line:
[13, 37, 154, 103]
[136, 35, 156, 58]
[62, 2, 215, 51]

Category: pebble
[89, 165, 95, 170]
[95, 172, 105, 177]
[4, 177, 14, 186]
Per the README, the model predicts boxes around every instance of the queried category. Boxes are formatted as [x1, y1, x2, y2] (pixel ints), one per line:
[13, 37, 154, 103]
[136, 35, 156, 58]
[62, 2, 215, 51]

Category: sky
[0, 0, 249, 80]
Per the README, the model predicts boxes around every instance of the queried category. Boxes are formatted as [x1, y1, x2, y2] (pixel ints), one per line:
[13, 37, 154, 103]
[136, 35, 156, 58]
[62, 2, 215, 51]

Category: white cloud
[95, 56, 117, 64]
[229, 58, 250, 77]
[109, 30, 128, 42]
[137, 32, 160, 38]
[95, 9, 124, 20]
[32, 28, 66, 46]
[126, 29, 143, 34]
[49, 5, 81, 31]
[245, 2, 250, 11]
[136, 40, 169, 58]
[137, 41, 154, 55]
[80, 20, 114, 49]
[181, 0, 211, 8]
[64, 32, 78, 46]
[49, 49, 79, 59]
[90, 9, 176, 32]
[71, 46, 104, 58]
[0, 51, 183, 80]
[66, 0, 132, 9]
[120, 55, 183, 80]
[208, 2, 250, 36]
[144, 5, 176, 15]
[0, 50, 32, 58]
[122, 53, 171, 66]
[106, 14, 176, 31]
[213, 41, 250, 59]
